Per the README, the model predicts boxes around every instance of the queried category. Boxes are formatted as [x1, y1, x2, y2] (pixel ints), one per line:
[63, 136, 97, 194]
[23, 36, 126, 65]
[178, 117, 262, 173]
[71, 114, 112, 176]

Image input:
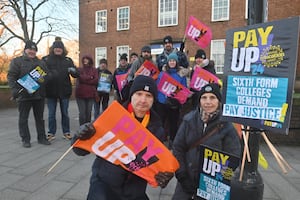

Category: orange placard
[73, 101, 179, 186]
[134, 60, 160, 80]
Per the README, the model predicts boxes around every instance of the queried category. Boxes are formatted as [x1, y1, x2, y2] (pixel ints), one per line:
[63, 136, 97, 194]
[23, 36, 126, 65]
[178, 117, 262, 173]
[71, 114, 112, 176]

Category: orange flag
[73, 101, 179, 187]
[134, 60, 160, 80]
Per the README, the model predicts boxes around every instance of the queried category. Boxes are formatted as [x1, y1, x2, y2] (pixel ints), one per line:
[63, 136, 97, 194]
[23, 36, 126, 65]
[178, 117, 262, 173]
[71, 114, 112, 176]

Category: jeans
[18, 99, 46, 142]
[47, 98, 70, 135]
[76, 98, 94, 126]
[94, 92, 110, 119]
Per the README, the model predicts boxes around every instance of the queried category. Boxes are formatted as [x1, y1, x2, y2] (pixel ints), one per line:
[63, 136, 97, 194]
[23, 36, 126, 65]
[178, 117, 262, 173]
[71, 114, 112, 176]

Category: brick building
[79, 0, 300, 140]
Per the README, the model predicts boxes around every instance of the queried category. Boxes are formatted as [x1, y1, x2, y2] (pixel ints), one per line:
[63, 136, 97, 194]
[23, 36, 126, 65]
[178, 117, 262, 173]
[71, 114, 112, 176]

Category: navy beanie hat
[167, 53, 178, 62]
[198, 83, 222, 101]
[141, 45, 151, 53]
[163, 35, 173, 44]
[24, 40, 38, 51]
[129, 75, 157, 100]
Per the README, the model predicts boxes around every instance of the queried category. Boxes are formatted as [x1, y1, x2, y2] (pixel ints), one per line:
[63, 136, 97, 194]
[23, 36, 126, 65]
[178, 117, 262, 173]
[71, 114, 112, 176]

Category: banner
[97, 73, 112, 93]
[190, 67, 223, 91]
[73, 101, 179, 186]
[17, 66, 47, 94]
[157, 72, 192, 104]
[115, 73, 128, 92]
[221, 16, 300, 134]
[134, 60, 160, 80]
[185, 16, 213, 48]
[197, 145, 240, 200]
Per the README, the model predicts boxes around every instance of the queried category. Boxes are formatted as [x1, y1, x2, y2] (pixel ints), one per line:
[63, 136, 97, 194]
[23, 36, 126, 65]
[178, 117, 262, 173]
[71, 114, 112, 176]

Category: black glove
[165, 97, 181, 109]
[75, 123, 96, 140]
[155, 172, 174, 188]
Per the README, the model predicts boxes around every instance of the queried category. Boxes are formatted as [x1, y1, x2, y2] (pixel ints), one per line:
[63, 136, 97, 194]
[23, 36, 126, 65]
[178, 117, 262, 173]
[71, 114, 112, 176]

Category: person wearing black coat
[72, 75, 174, 200]
[7, 40, 51, 148]
[43, 37, 79, 141]
[172, 83, 241, 200]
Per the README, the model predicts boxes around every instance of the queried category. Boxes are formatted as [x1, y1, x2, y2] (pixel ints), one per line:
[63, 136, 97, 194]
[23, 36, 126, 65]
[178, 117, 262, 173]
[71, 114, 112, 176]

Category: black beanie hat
[120, 53, 128, 61]
[129, 75, 157, 100]
[141, 46, 151, 53]
[52, 40, 64, 49]
[99, 58, 107, 64]
[195, 49, 206, 59]
[163, 35, 173, 44]
[24, 40, 38, 51]
[198, 83, 222, 102]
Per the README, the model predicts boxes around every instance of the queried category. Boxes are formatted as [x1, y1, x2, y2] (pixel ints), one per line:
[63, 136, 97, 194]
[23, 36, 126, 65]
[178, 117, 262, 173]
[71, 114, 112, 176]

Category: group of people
[71, 35, 241, 199]
[7, 35, 242, 199]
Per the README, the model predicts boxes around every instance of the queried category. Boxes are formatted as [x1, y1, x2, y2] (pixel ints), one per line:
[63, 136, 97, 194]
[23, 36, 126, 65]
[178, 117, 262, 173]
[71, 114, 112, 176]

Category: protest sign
[97, 73, 112, 93]
[157, 72, 192, 104]
[197, 145, 240, 200]
[134, 60, 160, 80]
[221, 16, 299, 134]
[115, 73, 128, 92]
[190, 67, 223, 91]
[17, 66, 47, 94]
[73, 101, 179, 187]
[185, 16, 213, 48]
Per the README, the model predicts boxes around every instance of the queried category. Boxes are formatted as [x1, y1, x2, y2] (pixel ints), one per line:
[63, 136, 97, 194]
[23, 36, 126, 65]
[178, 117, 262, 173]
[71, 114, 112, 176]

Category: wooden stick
[261, 132, 288, 174]
[239, 130, 249, 181]
[45, 140, 78, 176]
[241, 125, 251, 162]
[261, 132, 292, 171]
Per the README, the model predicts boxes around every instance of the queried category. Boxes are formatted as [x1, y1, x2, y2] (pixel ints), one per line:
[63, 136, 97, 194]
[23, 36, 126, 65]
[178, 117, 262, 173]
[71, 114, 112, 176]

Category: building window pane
[212, 0, 229, 21]
[95, 47, 107, 67]
[117, 7, 130, 31]
[95, 10, 107, 33]
[158, 0, 178, 27]
[211, 39, 226, 74]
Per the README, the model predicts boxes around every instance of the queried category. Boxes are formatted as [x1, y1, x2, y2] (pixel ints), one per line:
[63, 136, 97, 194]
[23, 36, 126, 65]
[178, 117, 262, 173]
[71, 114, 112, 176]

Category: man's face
[53, 48, 63, 55]
[164, 42, 173, 52]
[130, 55, 138, 63]
[131, 90, 154, 116]
[99, 63, 107, 69]
[141, 51, 151, 60]
[24, 48, 37, 58]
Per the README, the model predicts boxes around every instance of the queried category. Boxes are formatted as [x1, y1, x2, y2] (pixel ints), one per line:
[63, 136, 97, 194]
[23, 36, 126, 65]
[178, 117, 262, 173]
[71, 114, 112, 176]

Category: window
[210, 39, 226, 74]
[95, 47, 107, 67]
[95, 10, 107, 33]
[117, 7, 130, 31]
[116, 45, 129, 67]
[212, 0, 230, 21]
[158, 0, 178, 27]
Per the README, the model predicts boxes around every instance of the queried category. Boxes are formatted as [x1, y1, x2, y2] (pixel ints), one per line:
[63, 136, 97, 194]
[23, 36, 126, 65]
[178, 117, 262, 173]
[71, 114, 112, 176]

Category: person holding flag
[172, 83, 241, 200]
[72, 75, 174, 200]
[156, 35, 189, 71]
[155, 53, 189, 149]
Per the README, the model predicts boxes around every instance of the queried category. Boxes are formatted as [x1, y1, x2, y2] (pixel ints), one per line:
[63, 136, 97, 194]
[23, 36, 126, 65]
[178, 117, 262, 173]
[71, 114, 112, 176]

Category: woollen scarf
[127, 103, 150, 127]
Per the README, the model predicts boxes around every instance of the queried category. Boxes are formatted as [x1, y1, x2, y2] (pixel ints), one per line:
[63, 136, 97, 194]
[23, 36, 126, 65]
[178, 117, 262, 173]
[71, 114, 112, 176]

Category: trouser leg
[18, 101, 32, 142]
[60, 98, 70, 133]
[47, 98, 57, 134]
[32, 99, 46, 141]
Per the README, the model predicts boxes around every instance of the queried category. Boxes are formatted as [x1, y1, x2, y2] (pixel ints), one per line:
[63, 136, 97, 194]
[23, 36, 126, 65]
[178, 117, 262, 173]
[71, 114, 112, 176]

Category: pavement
[0, 99, 299, 200]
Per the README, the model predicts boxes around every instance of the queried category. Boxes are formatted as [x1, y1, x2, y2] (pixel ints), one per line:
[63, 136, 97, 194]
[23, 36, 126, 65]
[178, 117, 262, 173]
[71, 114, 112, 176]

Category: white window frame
[210, 39, 226, 74]
[95, 47, 107, 67]
[211, 0, 230, 22]
[95, 10, 107, 33]
[245, 0, 248, 19]
[116, 45, 129, 67]
[117, 6, 130, 31]
[158, 0, 178, 27]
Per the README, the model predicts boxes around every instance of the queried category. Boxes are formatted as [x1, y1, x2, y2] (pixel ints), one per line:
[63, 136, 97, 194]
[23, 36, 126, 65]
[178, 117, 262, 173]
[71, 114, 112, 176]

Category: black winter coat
[7, 54, 49, 101]
[43, 55, 78, 98]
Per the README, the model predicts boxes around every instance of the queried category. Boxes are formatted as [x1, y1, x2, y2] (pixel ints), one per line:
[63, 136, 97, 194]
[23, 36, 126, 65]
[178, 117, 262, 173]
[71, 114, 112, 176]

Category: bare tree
[0, 0, 78, 47]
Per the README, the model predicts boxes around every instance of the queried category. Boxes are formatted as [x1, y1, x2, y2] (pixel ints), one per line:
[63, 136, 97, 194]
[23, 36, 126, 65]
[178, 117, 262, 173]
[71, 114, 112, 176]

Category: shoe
[38, 139, 51, 145]
[47, 134, 56, 141]
[62, 133, 72, 140]
[22, 141, 31, 148]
